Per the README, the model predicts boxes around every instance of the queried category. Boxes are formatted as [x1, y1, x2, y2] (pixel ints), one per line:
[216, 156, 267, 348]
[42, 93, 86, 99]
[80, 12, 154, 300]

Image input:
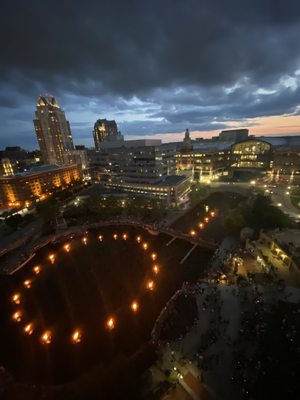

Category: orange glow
[33, 265, 41, 275]
[122, 233, 128, 240]
[24, 323, 34, 335]
[106, 317, 115, 330]
[64, 243, 71, 252]
[204, 217, 209, 223]
[113, 234, 118, 240]
[41, 330, 52, 344]
[23, 279, 32, 289]
[151, 253, 157, 261]
[12, 293, 21, 305]
[190, 230, 196, 236]
[131, 301, 139, 312]
[82, 236, 88, 245]
[146, 280, 154, 291]
[143, 243, 148, 250]
[136, 236, 141, 243]
[98, 235, 103, 242]
[12, 311, 22, 322]
[153, 265, 159, 274]
[210, 211, 215, 217]
[71, 329, 82, 344]
[49, 253, 55, 264]
[198, 222, 204, 229]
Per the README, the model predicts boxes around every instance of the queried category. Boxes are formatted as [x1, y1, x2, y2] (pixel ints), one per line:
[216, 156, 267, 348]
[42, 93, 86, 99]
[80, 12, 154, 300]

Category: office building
[34, 96, 74, 165]
[106, 175, 190, 207]
[0, 164, 81, 208]
[93, 119, 122, 150]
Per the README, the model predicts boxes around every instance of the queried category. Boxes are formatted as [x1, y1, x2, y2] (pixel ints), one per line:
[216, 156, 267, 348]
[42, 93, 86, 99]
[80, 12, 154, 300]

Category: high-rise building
[93, 119, 119, 150]
[34, 96, 74, 165]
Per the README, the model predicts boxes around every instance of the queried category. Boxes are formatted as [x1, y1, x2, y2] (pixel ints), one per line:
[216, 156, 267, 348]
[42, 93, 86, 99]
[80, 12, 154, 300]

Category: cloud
[0, 0, 300, 148]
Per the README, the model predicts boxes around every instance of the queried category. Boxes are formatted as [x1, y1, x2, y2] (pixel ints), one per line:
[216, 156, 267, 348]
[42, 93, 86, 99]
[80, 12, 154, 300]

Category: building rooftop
[260, 135, 300, 150]
[191, 142, 233, 152]
[267, 229, 300, 249]
[0, 164, 71, 178]
[159, 175, 188, 186]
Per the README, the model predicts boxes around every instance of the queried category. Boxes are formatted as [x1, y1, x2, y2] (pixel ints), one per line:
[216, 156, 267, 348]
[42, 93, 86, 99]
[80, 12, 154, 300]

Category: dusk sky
[0, 0, 300, 149]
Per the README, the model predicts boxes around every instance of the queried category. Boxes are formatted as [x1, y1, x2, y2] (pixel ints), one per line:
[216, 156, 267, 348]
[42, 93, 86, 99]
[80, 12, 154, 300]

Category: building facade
[219, 129, 249, 142]
[230, 139, 273, 170]
[93, 119, 120, 150]
[0, 164, 81, 208]
[246, 230, 300, 271]
[123, 146, 168, 184]
[34, 96, 74, 165]
[176, 131, 300, 182]
[106, 175, 190, 207]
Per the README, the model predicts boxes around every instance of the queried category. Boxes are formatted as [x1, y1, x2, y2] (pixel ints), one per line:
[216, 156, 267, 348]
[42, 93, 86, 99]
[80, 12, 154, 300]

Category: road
[209, 181, 300, 220]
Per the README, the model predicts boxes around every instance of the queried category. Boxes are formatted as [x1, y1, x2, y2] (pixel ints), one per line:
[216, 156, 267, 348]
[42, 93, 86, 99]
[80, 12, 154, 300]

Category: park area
[0, 225, 212, 398]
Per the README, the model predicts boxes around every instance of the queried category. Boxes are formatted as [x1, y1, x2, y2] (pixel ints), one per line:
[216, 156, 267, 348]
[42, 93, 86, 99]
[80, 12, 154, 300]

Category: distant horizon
[1, 128, 300, 152]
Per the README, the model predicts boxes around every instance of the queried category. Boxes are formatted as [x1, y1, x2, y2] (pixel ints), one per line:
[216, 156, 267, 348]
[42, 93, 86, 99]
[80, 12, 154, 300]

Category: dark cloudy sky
[0, 0, 300, 149]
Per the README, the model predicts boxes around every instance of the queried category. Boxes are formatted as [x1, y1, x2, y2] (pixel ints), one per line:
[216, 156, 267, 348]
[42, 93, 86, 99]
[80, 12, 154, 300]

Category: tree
[36, 198, 59, 223]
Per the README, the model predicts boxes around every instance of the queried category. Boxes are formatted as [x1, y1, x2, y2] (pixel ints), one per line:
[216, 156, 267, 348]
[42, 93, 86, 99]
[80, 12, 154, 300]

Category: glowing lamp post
[71, 329, 82, 344]
[24, 323, 34, 335]
[41, 330, 52, 345]
[64, 243, 70, 252]
[131, 301, 139, 312]
[12, 293, 21, 305]
[143, 243, 148, 250]
[12, 311, 22, 322]
[106, 317, 115, 330]
[49, 254, 55, 264]
[147, 280, 154, 291]
[33, 265, 41, 275]
[23, 280, 32, 289]
[153, 265, 159, 274]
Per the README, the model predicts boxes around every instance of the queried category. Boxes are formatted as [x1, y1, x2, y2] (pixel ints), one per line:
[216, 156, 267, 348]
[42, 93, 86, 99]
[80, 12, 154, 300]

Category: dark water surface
[0, 226, 212, 385]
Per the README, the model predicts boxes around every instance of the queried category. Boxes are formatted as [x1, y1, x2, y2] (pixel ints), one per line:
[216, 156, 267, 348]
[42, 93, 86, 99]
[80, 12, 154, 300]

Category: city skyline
[0, 0, 300, 149]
